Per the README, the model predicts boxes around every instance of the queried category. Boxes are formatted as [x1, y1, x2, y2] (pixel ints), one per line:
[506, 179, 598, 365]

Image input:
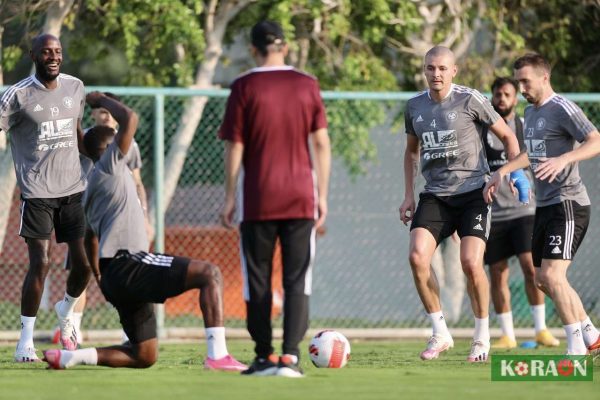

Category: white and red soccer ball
[308, 330, 351, 368]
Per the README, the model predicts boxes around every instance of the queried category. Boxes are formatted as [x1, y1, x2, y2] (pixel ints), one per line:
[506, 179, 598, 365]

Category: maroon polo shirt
[219, 66, 328, 222]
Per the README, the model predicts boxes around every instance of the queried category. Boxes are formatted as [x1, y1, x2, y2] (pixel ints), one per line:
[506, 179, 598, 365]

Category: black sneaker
[241, 354, 278, 376]
[276, 354, 304, 378]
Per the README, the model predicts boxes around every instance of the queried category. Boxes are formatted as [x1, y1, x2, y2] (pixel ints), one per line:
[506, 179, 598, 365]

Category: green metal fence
[1, 87, 599, 338]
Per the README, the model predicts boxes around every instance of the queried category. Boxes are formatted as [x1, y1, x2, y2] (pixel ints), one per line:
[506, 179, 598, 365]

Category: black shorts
[532, 200, 590, 268]
[411, 187, 491, 244]
[19, 192, 85, 243]
[485, 215, 535, 265]
[99, 250, 190, 343]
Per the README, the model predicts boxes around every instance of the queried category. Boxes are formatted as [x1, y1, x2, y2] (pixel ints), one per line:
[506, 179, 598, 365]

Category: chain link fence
[1, 88, 599, 337]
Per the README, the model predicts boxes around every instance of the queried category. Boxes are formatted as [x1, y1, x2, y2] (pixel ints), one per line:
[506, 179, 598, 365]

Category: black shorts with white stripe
[411, 185, 491, 245]
[532, 200, 590, 267]
[98, 250, 190, 343]
[19, 192, 85, 242]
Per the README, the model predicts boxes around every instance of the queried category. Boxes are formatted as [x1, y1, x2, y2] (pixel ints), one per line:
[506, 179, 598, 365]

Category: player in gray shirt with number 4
[513, 53, 600, 356]
[0, 34, 91, 362]
[400, 46, 529, 363]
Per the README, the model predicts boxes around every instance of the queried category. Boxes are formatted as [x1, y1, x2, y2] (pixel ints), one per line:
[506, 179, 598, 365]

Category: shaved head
[31, 34, 60, 53]
[424, 46, 456, 65]
[422, 46, 457, 100]
[30, 33, 62, 85]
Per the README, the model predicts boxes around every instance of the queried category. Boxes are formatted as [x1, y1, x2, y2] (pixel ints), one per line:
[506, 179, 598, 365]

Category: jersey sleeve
[558, 101, 597, 143]
[0, 87, 20, 133]
[404, 105, 416, 136]
[218, 79, 245, 143]
[97, 140, 126, 175]
[466, 90, 500, 126]
[125, 140, 143, 170]
[310, 80, 328, 132]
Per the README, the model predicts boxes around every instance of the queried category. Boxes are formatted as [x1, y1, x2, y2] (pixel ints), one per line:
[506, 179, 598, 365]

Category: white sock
[428, 311, 451, 338]
[497, 312, 516, 341]
[73, 312, 83, 344]
[581, 316, 600, 347]
[530, 304, 547, 333]
[61, 348, 98, 368]
[18, 316, 36, 348]
[474, 317, 490, 343]
[57, 293, 79, 317]
[564, 322, 587, 354]
[205, 327, 228, 359]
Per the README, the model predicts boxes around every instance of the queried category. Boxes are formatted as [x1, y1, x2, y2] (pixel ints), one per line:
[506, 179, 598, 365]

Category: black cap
[251, 21, 285, 49]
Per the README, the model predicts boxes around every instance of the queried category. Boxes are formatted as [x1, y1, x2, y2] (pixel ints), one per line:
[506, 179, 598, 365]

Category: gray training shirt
[84, 141, 148, 258]
[80, 133, 143, 178]
[484, 117, 536, 221]
[405, 84, 501, 196]
[523, 94, 596, 207]
[0, 74, 86, 199]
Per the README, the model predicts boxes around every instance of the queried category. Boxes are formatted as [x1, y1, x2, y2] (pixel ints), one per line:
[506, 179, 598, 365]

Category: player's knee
[29, 251, 50, 271]
[522, 267, 536, 284]
[460, 257, 482, 278]
[203, 262, 222, 286]
[535, 270, 559, 291]
[490, 267, 505, 283]
[135, 346, 158, 368]
[408, 249, 429, 270]
[189, 260, 222, 288]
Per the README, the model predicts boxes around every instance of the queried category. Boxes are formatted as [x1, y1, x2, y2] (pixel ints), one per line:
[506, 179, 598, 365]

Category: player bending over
[43, 92, 246, 371]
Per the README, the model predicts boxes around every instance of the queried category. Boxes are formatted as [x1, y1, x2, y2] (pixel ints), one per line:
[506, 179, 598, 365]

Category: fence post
[154, 94, 166, 338]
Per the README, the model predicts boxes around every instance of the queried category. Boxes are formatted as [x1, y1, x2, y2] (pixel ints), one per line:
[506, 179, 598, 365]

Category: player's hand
[483, 171, 503, 204]
[85, 91, 105, 108]
[399, 197, 415, 226]
[220, 197, 236, 229]
[315, 197, 328, 230]
[535, 156, 568, 183]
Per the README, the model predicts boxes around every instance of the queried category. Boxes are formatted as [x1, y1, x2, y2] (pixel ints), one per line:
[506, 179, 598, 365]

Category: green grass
[0, 340, 597, 400]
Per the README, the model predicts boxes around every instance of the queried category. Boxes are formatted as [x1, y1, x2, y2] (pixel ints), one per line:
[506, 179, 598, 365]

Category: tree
[69, 0, 256, 223]
[230, 0, 400, 176]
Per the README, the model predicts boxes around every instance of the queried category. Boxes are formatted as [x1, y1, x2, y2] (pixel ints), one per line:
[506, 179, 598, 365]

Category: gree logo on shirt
[38, 118, 74, 141]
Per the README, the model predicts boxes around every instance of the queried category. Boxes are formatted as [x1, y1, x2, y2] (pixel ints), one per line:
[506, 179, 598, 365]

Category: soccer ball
[308, 330, 351, 368]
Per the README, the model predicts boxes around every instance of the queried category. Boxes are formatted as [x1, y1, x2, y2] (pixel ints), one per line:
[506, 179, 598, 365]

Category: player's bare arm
[536, 130, 600, 183]
[76, 119, 89, 157]
[221, 140, 244, 229]
[86, 91, 138, 155]
[310, 128, 331, 229]
[400, 134, 419, 225]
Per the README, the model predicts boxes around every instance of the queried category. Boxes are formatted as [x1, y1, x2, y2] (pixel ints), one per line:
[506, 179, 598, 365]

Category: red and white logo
[514, 361, 529, 376]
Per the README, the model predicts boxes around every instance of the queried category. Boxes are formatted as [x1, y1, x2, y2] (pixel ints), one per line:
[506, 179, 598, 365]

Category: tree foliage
[2, 0, 599, 177]
[67, 0, 205, 86]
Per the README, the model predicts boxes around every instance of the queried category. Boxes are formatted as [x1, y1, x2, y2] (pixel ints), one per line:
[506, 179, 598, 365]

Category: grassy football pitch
[0, 340, 597, 400]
